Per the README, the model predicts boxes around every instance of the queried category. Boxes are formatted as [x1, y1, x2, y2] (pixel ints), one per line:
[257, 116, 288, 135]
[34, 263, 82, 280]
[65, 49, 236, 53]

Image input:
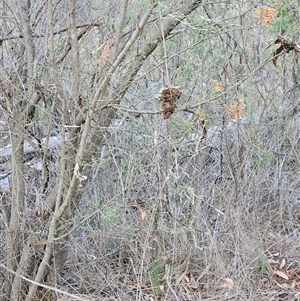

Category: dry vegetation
[0, 0, 300, 300]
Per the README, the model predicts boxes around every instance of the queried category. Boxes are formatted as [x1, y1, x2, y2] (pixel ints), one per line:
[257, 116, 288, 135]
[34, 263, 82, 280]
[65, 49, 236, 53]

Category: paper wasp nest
[158, 85, 182, 119]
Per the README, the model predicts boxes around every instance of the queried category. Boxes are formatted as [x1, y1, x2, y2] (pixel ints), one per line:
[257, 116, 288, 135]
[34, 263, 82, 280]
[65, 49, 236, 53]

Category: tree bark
[4, 116, 26, 300]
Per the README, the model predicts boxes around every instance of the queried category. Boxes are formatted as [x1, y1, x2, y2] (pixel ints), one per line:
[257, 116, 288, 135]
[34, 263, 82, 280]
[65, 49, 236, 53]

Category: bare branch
[112, 0, 129, 59]
[69, 0, 80, 110]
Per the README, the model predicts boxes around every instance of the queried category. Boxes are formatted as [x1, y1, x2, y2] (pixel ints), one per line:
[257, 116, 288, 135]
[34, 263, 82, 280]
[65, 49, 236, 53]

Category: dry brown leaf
[95, 39, 111, 64]
[219, 278, 234, 290]
[267, 258, 278, 264]
[273, 44, 284, 67]
[136, 203, 146, 229]
[279, 257, 286, 270]
[273, 270, 289, 280]
[137, 204, 146, 221]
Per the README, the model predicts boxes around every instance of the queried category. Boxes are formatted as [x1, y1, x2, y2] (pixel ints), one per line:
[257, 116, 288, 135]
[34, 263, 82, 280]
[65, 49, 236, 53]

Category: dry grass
[58, 75, 300, 300]
[1, 1, 300, 300]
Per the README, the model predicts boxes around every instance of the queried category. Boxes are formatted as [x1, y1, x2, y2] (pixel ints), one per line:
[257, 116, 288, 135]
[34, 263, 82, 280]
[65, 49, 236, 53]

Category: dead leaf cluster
[267, 252, 300, 290]
[270, 35, 300, 67]
[158, 85, 182, 119]
[221, 100, 246, 123]
[253, 6, 276, 24]
[212, 79, 225, 92]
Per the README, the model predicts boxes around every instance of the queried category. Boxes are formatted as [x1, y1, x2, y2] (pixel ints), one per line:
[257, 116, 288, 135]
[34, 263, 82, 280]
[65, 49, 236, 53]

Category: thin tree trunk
[6, 115, 26, 300]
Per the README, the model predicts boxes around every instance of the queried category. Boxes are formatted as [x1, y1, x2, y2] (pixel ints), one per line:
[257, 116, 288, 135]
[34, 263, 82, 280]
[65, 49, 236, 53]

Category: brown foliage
[253, 6, 276, 24]
[271, 35, 300, 67]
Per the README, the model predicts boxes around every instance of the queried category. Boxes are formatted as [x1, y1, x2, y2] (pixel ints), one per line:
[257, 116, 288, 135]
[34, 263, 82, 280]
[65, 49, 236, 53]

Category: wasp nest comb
[158, 85, 182, 119]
